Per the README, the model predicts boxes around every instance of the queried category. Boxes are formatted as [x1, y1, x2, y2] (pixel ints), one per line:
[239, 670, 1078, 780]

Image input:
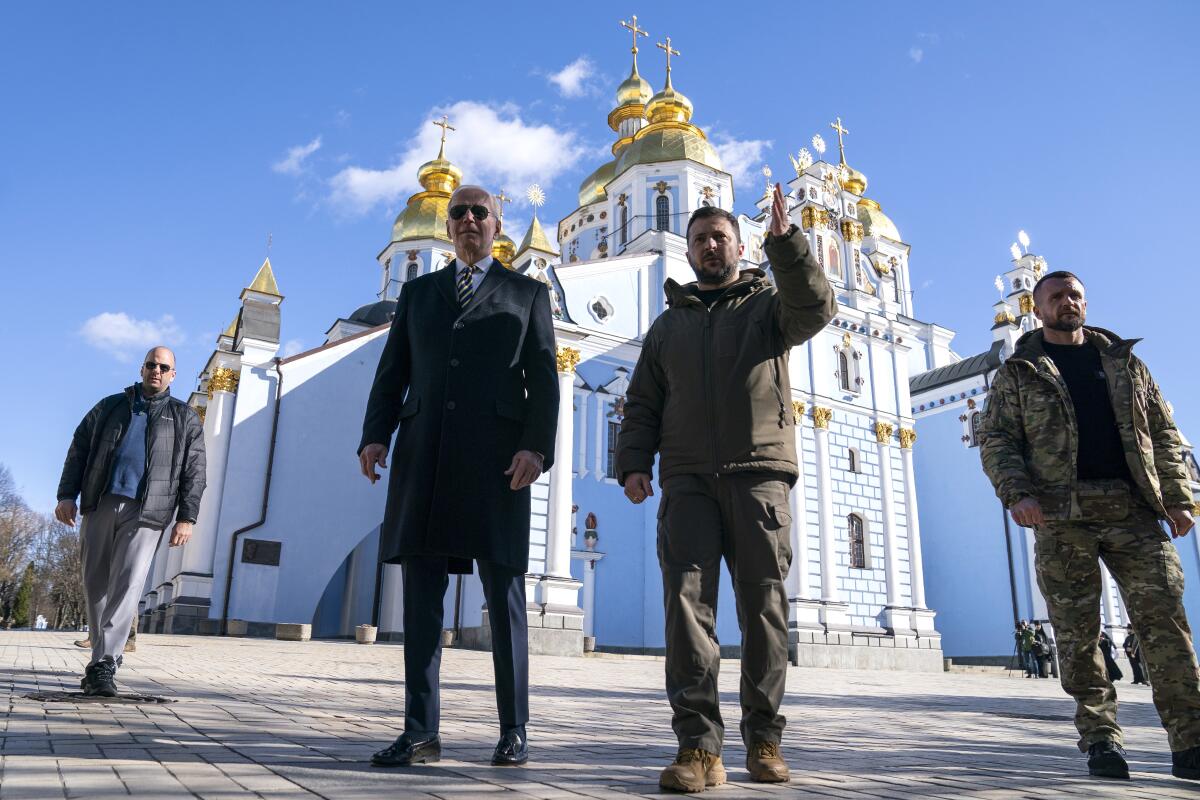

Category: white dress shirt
[457, 258, 490, 297]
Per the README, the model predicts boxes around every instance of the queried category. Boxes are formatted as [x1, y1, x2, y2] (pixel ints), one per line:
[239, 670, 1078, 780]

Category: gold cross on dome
[621, 15, 648, 55]
[432, 115, 455, 158]
[657, 36, 680, 84]
[829, 117, 850, 165]
[495, 190, 512, 220]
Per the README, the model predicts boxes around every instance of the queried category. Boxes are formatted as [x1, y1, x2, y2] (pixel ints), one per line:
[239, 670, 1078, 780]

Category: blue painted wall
[914, 406, 1018, 656]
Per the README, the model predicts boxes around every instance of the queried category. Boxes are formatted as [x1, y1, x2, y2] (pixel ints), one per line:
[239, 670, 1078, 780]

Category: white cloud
[280, 339, 305, 358]
[273, 136, 322, 174]
[711, 134, 773, 191]
[547, 57, 596, 98]
[80, 312, 185, 361]
[909, 47, 924, 64]
[328, 101, 589, 214]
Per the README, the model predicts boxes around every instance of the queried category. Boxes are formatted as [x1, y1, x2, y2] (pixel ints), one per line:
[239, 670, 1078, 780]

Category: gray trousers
[80, 494, 162, 667]
[657, 472, 793, 753]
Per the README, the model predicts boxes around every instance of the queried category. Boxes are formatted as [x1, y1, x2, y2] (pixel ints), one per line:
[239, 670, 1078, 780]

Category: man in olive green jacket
[979, 270, 1200, 781]
[617, 185, 835, 792]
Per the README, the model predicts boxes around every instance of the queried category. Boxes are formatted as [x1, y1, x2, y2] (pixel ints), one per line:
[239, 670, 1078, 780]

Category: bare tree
[0, 465, 40, 625]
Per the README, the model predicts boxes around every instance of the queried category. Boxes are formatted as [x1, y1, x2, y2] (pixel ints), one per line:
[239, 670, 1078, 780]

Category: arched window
[848, 514, 866, 569]
[406, 262, 419, 280]
[619, 204, 629, 246]
[838, 350, 852, 392]
[969, 411, 982, 447]
[655, 195, 670, 232]
[848, 447, 859, 473]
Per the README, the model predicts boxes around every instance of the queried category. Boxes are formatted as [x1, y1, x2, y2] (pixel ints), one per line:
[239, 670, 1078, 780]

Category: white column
[539, 347, 583, 610]
[377, 563, 404, 635]
[582, 557, 599, 636]
[812, 408, 838, 603]
[786, 404, 821, 630]
[877, 431, 901, 606]
[1099, 562, 1116, 628]
[900, 429, 938, 636]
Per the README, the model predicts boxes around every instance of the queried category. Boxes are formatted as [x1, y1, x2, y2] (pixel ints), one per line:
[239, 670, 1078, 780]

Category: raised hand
[769, 183, 791, 238]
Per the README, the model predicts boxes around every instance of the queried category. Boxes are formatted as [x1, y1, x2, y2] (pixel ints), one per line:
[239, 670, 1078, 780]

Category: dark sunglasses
[144, 362, 173, 373]
[448, 204, 491, 221]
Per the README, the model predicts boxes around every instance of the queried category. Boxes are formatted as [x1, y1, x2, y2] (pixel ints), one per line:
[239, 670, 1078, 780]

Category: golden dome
[578, 159, 616, 206]
[617, 69, 652, 107]
[616, 126, 722, 175]
[857, 197, 901, 242]
[391, 153, 463, 243]
[516, 214, 559, 257]
[646, 84, 694, 125]
[841, 164, 867, 195]
[492, 233, 516, 268]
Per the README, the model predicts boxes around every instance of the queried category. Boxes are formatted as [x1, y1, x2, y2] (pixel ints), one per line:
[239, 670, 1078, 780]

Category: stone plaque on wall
[242, 539, 281, 566]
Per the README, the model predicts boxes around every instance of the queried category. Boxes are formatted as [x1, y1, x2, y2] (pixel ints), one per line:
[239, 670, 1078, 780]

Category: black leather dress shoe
[491, 729, 528, 766]
[371, 733, 441, 767]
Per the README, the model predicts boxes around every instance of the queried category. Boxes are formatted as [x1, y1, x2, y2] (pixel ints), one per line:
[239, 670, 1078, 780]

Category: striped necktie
[456, 264, 478, 307]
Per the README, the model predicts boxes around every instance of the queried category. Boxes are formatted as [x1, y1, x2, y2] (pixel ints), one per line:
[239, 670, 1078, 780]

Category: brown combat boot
[659, 747, 726, 793]
[746, 741, 789, 783]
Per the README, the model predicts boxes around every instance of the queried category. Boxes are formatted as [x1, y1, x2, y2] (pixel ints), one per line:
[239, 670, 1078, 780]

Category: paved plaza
[0, 631, 1195, 798]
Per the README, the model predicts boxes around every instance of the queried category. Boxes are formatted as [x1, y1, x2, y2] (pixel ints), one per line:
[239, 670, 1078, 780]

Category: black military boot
[81, 659, 120, 698]
[1087, 741, 1129, 779]
[1172, 745, 1200, 780]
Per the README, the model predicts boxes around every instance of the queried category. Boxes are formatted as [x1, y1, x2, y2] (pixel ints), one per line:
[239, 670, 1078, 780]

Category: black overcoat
[359, 260, 559, 574]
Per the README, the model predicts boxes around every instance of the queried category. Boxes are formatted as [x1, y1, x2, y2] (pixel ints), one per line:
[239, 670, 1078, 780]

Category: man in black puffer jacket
[55, 346, 206, 697]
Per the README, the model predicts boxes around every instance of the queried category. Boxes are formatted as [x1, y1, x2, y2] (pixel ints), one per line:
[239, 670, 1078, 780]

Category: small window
[848, 514, 866, 569]
[655, 195, 670, 232]
[406, 262, 418, 280]
[619, 205, 629, 246]
[969, 412, 982, 447]
[848, 448, 859, 473]
[838, 350, 851, 392]
[606, 421, 620, 479]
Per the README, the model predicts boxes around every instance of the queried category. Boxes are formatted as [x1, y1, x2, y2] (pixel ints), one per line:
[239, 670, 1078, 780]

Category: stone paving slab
[0, 631, 1196, 798]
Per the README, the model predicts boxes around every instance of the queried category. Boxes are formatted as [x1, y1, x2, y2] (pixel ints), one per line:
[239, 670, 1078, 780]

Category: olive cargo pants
[1036, 480, 1200, 752]
[657, 472, 793, 753]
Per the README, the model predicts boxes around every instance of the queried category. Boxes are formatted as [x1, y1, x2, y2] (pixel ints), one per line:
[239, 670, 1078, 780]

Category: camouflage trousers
[1036, 489, 1200, 752]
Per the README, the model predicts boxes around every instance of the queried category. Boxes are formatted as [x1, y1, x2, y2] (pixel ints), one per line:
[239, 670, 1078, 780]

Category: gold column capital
[556, 346, 581, 374]
[207, 367, 240, 397]
[899, 428, 917, 449]
[195, 405, 206, 424]
[875, 421, 894, 444]
[792, 400, 806, 425]
[813, 406, 833, 429]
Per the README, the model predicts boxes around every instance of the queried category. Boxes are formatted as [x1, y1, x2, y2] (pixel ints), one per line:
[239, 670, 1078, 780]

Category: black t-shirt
[691, 287, 726, 307]
[1041, 340, 1131, 481]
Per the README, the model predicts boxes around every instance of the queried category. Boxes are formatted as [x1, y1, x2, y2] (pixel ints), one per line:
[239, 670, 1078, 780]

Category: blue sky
[2, 2, 1198, 512]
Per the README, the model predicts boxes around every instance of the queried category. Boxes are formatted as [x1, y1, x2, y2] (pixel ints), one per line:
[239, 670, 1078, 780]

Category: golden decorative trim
[841, 331, 852, 348]
[1192, 502, 1200, 516]
[813, 407, 833, 429]
[899, 428, 917, 449]
[792, 401, 806, 424]
[840, 219, 864, 243]
[653, 180, 669, 195]
[556, 346, 581, 374]
[1018, 293, 1034, 315]
[875, 422, 894, 444]
[207, 367, 239, 397]
[800, 206, 831, 230]
[196, 405, 206, 424]
[994, 308, 1016, 325]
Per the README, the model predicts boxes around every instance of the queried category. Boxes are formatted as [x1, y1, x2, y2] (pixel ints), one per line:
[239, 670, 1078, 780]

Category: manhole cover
[988, 711, 1072, 722]
[24, 692, 175, 704]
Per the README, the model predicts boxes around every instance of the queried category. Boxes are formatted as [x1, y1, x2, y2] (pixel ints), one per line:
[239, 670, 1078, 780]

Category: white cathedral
[137, 22, 989, 671]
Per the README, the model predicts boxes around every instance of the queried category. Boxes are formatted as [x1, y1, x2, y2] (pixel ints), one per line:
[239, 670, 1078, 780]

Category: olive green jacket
[615, 224, 836, 485]
[978, 326, 1193, 519]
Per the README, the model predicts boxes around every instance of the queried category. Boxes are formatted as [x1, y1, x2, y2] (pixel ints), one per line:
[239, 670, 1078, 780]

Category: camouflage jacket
[978, 326, 1193, 520]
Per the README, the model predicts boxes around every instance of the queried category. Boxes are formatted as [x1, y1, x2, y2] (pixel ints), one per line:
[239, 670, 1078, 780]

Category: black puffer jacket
[57, 384, 206, 528]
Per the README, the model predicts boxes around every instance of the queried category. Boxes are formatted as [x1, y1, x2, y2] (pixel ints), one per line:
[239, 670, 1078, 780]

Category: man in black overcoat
[358, 184, 559, 768]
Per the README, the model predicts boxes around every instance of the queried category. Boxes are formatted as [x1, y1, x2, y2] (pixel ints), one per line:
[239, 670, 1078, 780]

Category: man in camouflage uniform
[979, 270, 1200, 780]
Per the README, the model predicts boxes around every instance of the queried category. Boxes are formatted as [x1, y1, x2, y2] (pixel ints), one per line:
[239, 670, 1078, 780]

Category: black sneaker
[1172, 745, 1200, 780]
[1087, 741, 1130, 779]
[82, 660, 119, 698]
